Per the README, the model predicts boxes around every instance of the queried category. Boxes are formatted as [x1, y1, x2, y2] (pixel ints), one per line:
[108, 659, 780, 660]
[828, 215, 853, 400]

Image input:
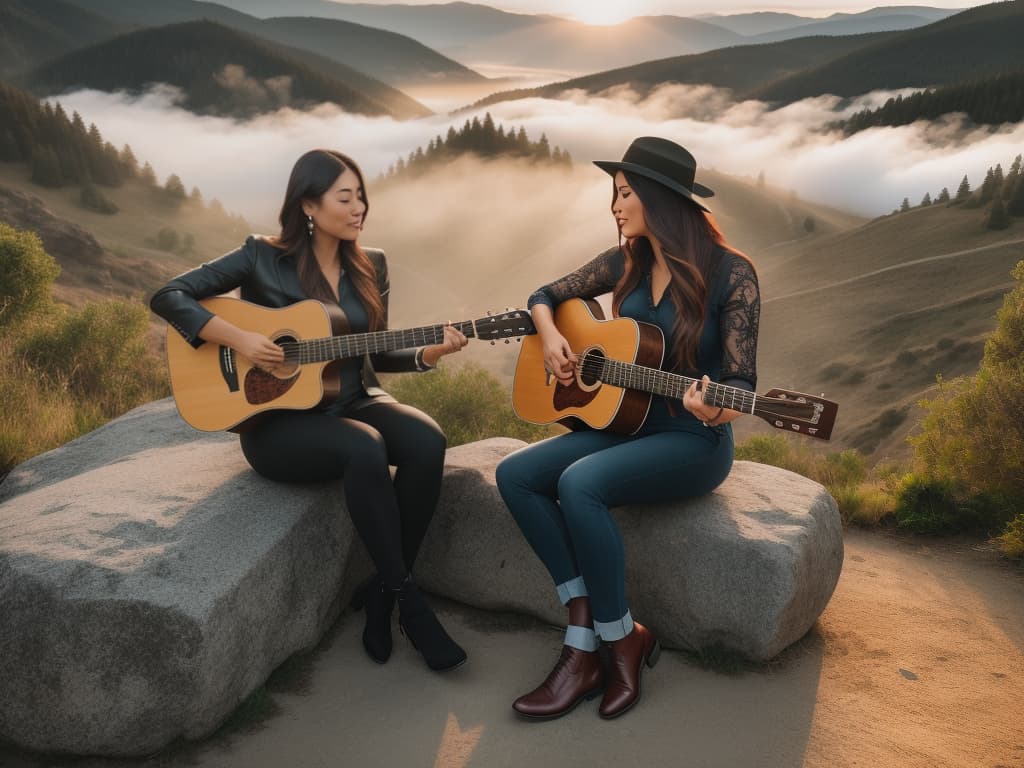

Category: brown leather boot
[598, 622, 661, 719]
[512, 645, 605, 720]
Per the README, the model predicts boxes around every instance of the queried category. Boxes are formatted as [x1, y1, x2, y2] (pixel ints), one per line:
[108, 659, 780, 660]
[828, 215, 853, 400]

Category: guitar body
[166, 297, 345, 432]
[512, 299, 665, 434]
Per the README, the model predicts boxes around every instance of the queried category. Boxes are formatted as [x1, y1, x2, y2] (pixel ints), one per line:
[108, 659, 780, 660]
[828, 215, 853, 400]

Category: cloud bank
[52, 82, 1024, 225]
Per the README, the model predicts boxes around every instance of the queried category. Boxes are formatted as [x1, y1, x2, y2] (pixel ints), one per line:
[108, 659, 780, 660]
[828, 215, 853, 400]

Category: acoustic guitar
[512, 298, 838, 439]
[166, 297, 535, 432]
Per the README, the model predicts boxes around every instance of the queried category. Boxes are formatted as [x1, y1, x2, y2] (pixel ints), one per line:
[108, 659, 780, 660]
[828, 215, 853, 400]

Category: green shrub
[996, 514, 1024, 559]
[894, 474, 963, 534]
[383, 361, 554, 447]
[0, 223, 59, 329]
[17, 298, 168, 419]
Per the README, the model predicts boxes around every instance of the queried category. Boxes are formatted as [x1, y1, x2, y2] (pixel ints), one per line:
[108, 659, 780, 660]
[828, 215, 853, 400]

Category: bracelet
[414, 347, 435, 372]
[702, 407, 724, 428]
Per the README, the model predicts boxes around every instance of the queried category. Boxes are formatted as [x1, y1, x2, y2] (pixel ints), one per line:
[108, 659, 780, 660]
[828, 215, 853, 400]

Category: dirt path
[765, 236, 1024, 303]
[1, 529, 1021, 768]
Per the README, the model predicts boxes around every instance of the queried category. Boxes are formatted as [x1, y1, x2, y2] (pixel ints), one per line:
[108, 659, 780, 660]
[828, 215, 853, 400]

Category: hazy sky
[325, 0, 981, 24]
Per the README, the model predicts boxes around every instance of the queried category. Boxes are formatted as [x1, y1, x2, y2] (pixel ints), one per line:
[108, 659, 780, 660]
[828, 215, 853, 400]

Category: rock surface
[0, 399, 842, 756]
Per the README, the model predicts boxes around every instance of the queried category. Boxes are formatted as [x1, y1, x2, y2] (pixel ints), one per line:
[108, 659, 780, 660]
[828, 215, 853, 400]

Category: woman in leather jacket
[151, 149, 468, 673]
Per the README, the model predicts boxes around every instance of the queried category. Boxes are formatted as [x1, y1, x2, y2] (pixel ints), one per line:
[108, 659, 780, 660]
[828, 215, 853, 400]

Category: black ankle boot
[397, 578, 467, 672]
[352, 575, 396, 664]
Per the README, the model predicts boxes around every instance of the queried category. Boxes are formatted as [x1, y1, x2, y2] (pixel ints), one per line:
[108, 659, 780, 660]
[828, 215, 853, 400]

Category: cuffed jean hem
[594, 611, 634, 641]
[564, 625, 600, 652]
[556, 576, 588, 605]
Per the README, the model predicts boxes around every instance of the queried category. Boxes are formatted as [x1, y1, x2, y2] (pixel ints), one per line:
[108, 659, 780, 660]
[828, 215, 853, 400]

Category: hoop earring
[306, 215, 314, 236]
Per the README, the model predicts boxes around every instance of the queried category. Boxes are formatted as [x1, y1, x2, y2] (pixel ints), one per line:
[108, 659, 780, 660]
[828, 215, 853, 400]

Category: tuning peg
[504, 339, 510, 344]
[490, 340, 495, 345]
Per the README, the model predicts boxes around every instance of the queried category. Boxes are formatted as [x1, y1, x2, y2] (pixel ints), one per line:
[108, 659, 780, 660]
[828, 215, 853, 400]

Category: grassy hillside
[0, 162, 253, 311]
[751, 203, 1024, 460]
[21, 20, 431, 120]
[751, 1, 1024, 104]
[0, 0, 122, 77]
[465, 32, 891, 110]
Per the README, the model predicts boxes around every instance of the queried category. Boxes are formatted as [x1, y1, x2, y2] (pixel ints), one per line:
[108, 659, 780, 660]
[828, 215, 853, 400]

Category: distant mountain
[700, 6, 961, 40]
[61, 0, 483, 88]
[751, 2, 1024, 104]
[208, 0, 553, 49]
[466, 33, 892, 110]
[747, 11, 954, 43]
[21, 20, 432, 120]
[694, 11, 818, 36]
[0, 0, 124, 77]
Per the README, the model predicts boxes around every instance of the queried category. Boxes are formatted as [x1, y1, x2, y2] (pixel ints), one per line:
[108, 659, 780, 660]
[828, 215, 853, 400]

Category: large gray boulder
[0, 401, 842, 757]
[419, 439, 843, 662]
[0, 400, 361, 757]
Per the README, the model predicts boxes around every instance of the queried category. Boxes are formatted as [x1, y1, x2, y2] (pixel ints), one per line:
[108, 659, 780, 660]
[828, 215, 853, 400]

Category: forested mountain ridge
[20, 20, 432, 119]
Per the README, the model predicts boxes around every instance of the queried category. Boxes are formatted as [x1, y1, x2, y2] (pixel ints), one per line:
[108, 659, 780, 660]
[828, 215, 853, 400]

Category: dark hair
[611, 171, 749, 373]
[268, 149, 384, 330]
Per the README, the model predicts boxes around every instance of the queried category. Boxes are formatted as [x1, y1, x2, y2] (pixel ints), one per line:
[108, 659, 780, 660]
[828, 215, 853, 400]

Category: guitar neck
[283, 320, 476, 365]
[596, 357, 756, 414]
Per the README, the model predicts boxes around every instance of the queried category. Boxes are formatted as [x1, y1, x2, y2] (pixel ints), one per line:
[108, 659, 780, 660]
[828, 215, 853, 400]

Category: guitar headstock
[756, 389, 839, 441]
[474, 309, 536, 344]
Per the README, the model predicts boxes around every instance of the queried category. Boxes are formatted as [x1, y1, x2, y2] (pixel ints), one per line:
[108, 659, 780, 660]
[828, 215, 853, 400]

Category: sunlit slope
[21, 20, 431, 119]
[752, 205, 1024, 459]
[0, 163, 255, 308]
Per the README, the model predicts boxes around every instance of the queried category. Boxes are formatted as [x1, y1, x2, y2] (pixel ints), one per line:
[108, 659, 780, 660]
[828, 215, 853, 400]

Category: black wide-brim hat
[594, 136, 714, 212]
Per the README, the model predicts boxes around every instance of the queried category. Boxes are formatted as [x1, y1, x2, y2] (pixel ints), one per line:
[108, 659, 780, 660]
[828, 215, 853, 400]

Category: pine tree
[190, 186, 203, 205]
[140, 162, 157, 186]
[164, 174, 186, 199]
[954, 175, 971, 203]
[921, 192, 932, 206]
[30, 146, 62, 187]
[1008, 174, 1024, 217]
[979, 167, 997, 204]
[900, 197, 911, 212]
[987, 198, 1011, 230]
[937, 187, 951, 203]
[119, 145, 138, 177]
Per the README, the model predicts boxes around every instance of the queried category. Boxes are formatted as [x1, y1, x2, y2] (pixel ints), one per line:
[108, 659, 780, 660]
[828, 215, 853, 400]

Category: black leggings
[239, 401, 447, 587]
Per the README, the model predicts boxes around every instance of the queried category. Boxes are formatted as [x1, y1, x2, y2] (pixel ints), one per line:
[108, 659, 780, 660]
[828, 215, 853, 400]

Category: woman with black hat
[496, 136, 760, 719]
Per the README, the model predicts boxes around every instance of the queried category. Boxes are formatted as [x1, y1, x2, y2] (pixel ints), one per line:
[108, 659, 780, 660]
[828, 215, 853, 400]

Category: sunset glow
[564, 1, 635, 25]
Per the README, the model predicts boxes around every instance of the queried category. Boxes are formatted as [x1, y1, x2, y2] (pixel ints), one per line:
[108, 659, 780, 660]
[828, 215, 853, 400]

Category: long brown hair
[268, 149, 384, 330]
[611, 171, 748, 373]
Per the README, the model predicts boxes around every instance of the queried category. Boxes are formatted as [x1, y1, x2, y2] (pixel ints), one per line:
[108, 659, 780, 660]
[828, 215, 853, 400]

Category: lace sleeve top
[526, 245, 760, 430]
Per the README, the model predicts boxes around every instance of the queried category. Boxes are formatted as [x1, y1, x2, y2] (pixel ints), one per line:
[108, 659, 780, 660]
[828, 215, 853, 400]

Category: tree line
[892, 153, 1024, 230]
[842, 70, 1024, 134]
[0, 79, 206, 215]
[379, 113, 572, 181]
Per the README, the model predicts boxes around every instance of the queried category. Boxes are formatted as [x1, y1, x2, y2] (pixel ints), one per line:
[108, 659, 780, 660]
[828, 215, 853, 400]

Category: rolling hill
[464, 33, 892, 110]
[696, 6, 959, 36]
[751, 1, 1024, 104]
[61, 0, 486, 88]
[0, 0, 124, 78]
[21, 20, 432, 120]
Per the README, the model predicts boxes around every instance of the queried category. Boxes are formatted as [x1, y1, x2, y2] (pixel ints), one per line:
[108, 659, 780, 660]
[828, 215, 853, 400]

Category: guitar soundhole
[578, 349, 604, 388]
[244, 334, 300, 405]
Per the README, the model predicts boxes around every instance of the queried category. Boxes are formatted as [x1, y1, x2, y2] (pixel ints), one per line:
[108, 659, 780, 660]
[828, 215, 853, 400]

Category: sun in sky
[563, 0, 636, 25]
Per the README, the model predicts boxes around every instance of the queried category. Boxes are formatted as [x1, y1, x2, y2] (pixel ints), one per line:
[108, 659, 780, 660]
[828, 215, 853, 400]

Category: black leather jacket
[150, 235, 418, 396]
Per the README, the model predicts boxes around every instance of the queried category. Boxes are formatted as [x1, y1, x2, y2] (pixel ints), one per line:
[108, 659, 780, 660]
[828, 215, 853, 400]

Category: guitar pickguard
[244, 369, 298, 405]
[552, 379, 600, 412]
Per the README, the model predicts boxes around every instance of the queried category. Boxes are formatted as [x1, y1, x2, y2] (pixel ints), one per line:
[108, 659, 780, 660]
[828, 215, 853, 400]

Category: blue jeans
[496, 425, 733, 639]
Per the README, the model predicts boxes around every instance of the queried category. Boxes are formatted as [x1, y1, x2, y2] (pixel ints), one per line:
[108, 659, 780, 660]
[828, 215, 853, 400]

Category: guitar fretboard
[585, 355, 757, 414]
[280, 320, 476, 365]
